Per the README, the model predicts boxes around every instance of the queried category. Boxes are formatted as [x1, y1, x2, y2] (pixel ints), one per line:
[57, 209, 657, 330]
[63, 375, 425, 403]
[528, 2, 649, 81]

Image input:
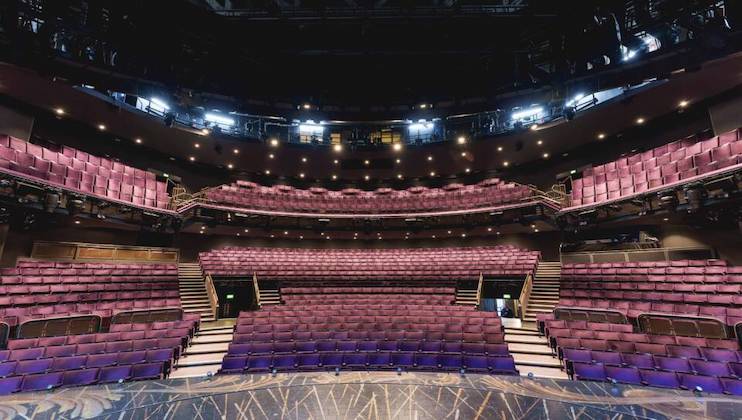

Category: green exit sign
[502, 294, 511, 299]
[226, 294, 235, 300]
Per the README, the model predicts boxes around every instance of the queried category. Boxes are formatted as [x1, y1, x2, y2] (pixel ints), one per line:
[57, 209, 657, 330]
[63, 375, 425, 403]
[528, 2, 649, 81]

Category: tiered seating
[0, 134, 170, 210]
[559, 260, 742, 325]
[200, 246, 539, 280]
[220, 302, 518, 376]
[568, 128, 742, 209]
[204, 178, 533, 214]
[281, 287, 455, 305]
[543, 320, 742, 395]
[0, 319, 196, 395]
[0, 261, 180, 326]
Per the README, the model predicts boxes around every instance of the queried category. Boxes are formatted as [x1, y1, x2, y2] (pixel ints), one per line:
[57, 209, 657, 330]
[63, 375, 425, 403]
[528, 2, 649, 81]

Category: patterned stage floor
[0, 372, 740, 419]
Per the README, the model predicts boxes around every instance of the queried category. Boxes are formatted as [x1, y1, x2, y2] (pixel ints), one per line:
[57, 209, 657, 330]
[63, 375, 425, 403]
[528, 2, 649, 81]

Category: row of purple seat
[1, 338, 186, 361]
[0, 300, 183, 327]
[560, 291, 742, 305]
[6, 328, 190, 350]
[572, 362, 742, 395]
[220, 353, 519, 375]
[0, 292, 180, 308]
[553, 337, 741, 361]
[0, 349, 174, 378]
[233, 332, 505, 345]
[227, 340, 510, 356]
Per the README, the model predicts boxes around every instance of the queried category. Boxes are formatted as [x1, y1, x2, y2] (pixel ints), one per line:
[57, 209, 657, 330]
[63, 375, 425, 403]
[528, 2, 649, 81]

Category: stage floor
[0, 372, 740, 419]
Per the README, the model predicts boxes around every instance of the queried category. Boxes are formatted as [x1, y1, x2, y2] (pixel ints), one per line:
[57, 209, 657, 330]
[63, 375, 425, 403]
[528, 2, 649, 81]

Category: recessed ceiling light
[364, 160, 370, 165]
[244, 229, 249, 233]
[537, 140, 543, 145]
[395, 158, 401, 164]
[461, 152, 467, 157]
[284, 231, 288, 235]
[299, 235, 303, 239]
[397, 174, 403, 179]
[461, 233, 466, 238]
[530, 124, 538, 130]
[333, 144, 342, 152]
[301, 157, 307, 163]
[97, 124, 106, 131]
[55, 108, 65, 115]
[487, 227, 492, 232]
[663, 217, 669, 222]
[543, 153, 550, 158]
[201, 128, 209, 135]
[74, 220, 80, 224]
[427, 156, 433, 161]
[679, 100, 689, 108]
[465, 168, 471, 173]
[269, 154, 274, 159]
[194, 143, 200, 148]
[189, 156, 195, 162]
[497, 146, 503, 152]
[364, 175, 370, 180]
[457, 136, 466, 144]
[393, 143, 402, 151]
[534, 228, 540, 232]
[503, 161, 509, 167]
[333, 159, 339, 164]
[270, 139, 279, 146]
[299, 173, 305, 178]
[636, 117, 645, 124]
[447, 230, 452, 234]
[134, 138, 142, 144]
[429, 171, 436, 176]
[227, 163, 234, 169]
[331, 174, 337, 180]
[597, 133, 606, 140]
[233, 148, 239, 154]
[265, 170, 271, 175]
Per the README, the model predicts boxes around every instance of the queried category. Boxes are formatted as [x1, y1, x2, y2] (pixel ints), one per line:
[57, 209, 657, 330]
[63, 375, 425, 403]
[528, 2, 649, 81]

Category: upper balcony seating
[559, 260, 742, 325]
[568, 128, 742, 209]
[203, 178, 533, 215]
[0, 135, 170, 211]
[199, 246, 539, 280]
[0, 262, 180, 326]
[281, 287, 456, 305]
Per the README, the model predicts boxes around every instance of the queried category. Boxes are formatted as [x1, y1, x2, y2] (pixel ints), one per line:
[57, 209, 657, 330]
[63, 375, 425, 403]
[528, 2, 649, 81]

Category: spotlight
[301, 157, 307, 163]
[397, 174, 403, 179]
[201, 128, 209, 135]
[393, 143, 402, 151]
[332, 175, 337, 180]
[537, 140, 543, 145]
[679, 100, 689, 108]
[597, 133, 606, 140]
[97, 124, 106, 131]
[427, 156, 433, 161]
[233, 149, 239, 154]
[503, 161, 509, 167]
[270, 139, 279, 147]
[269, 154, 274, 159]
[227, 163, 234, 169]
[134, 138, 143, 144]
[429, 171, 436, 177]
[299, 173, 305, 178]
[189, 156, 195, 162]
[265, 170, 271, 175]
[457, 136, 466, 145]
[530, 124, 538, 131]
[55, 108, 65, 115]
[333, 144, 342, 152]
[497, 146, 503, 152]
[543, 153, 550, 158]
[364, 175, 370, 181]
[636, 117, 645, 125]
[194, 143, 200, 148]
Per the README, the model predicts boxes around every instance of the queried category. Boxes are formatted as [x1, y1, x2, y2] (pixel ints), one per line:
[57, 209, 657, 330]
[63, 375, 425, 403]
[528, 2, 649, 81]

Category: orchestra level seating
[199, 246, 539, 280]
[0, 134, 170, 211]
[202, 177, 533, 214]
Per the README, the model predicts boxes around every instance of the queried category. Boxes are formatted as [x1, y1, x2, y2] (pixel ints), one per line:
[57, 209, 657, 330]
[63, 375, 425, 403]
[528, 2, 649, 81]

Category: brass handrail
[475, 272, 483, 309]
[253, 272, 261, 308]
[204, 273, 220, 320]
[519, 272, 534, 320]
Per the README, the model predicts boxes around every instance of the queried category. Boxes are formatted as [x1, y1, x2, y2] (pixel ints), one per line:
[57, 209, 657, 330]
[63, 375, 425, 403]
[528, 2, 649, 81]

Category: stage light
[74, 220, 80, 225]
[233, 149, 239, 155]
[333, 159, 339, 164]
[636, 117, 645, 124]
[270, 139, 279, 147]
[395, 159, 401, 164]
[663, 218, 669, 222]
[364, 160, 370, 165]
[97, 124, 106, 131]
[302, 103, 312, 110]
[55, 108, 65, 115]
[135, 138, 142, 144]
[204, 113, 235, 126]
[530, 124, 538, 130]
[333, 144, 342, 152]
[461, 152, 467, 157]
[511, 106, 544, 121]
[457, 136, 466, 144]
[461, 233, 466, 238]
[487, 227, 492, 232]
[244, 229, 249, 233]
[150, 97, 170, 111]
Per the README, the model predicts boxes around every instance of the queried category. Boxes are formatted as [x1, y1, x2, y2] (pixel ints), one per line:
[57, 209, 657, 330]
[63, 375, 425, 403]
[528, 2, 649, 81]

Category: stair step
[191, 334, 234, 345]
[511, 353, 562, 368]
[183, 342, 229, 354]
[505, 334, 548, 344]
[504, 329, 539, 336]
[517, 365, 568, 380]
[198, 328, 235, 335]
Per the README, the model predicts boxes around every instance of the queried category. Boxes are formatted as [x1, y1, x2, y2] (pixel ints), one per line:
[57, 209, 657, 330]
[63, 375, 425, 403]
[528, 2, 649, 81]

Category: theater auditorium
[0, 1, 741, 419]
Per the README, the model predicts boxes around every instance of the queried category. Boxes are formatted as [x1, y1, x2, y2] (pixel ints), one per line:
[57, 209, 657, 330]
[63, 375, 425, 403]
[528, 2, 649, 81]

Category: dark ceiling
[3, 0, 739, 119]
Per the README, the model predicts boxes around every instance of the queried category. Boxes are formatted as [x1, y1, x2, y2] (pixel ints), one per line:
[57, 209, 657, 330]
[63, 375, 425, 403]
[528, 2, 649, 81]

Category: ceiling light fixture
[301, 157, 307, 163]
[636, 117, 645, 124]
[270, 139, 279, 147]
[364, 175, 370, 180]
[134, 138, 142, 144]
[55, 108, 65, 115]
[457, 136, 466, 145]
[679, 100, 689, 108]
[189, 156, 195, 162]
[597, 133, 606, 140]
[299, 173, 305, 178]
[332, 174, 337, 180]
[233, 149, 239, 154]
[333, 144, 342, 152]
[393, 143, 402, 152]
[397, 174, 403, 179]
[543, 153, 550, 158]
[537, 140, 543, 145]
[497, 146, 503, 152]
[503, 161, 509, 167]
[227, 163, 234, 169]
[269, 154, 274, 159]
[429, 171, 436, 176]
[97, 124, 106, 131]
[465, 168, 471, 173]
[194, 143, 200, 148]
[265, 170, 271, 175]
[201, 128, 209, 135]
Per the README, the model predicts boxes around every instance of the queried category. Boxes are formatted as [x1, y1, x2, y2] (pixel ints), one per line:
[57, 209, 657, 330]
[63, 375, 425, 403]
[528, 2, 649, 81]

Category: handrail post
[204, 274, 220, 320]
[475, 272, 483, 309]
[253, 272, 261, 308]
[519, 272, 533, 319]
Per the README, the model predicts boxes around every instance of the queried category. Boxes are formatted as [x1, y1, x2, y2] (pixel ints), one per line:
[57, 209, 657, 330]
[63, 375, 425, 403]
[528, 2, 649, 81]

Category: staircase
[178, 262, 215, 322]
[523, 261, 561, 324]
[169, 320, 234, 378]
[503, 321, 567, 380]
[454, 287, 478, 306]
[256, 280, 281, 307]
